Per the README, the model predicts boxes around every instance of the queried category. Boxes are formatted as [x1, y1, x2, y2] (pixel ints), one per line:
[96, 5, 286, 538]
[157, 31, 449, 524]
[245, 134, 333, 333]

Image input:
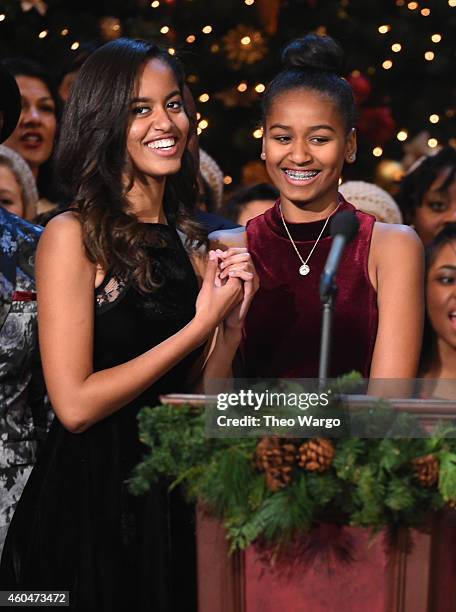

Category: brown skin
[412, 167, 456, 247]
[212, 87, 424, 379]
[37, 59, 256, 433]
[0, 165, 24, 217]
[237, 199, 275, 226]
[4, 76, 57, 179]
[423, 241, 456, 378]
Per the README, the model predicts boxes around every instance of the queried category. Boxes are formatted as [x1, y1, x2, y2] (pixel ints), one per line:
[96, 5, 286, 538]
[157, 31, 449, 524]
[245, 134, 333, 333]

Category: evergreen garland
[129, 392, 456, 554]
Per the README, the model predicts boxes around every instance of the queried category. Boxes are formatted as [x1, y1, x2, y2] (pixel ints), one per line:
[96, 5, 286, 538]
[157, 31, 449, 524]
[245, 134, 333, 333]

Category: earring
[260, 152, 266, 160]
[347, 154, 356, 163]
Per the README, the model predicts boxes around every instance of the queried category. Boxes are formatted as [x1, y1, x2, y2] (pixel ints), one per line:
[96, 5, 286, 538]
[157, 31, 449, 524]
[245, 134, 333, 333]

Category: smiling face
[0, 164, 24, 217]
[126, 58, 189, 182]
[427, 240, 456, 351]
[263, 88, 356, 216]
[413, 167, 456, 247]
[4, 75, 57, 176]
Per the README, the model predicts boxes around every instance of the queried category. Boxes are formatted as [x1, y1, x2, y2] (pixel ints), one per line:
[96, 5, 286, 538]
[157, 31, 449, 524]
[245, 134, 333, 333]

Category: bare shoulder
[37, 210, 95, 275]
[39, 210, 83, 247]
[208, 227, 247, 250]
[372, 222, 423, 257]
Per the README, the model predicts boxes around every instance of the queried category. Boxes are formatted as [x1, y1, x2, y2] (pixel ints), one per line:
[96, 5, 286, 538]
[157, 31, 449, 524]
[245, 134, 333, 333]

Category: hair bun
[281, 34, 345, 75]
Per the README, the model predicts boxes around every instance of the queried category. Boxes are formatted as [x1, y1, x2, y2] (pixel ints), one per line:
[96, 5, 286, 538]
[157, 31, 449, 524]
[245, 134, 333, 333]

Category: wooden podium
[161, 395, 456, 612]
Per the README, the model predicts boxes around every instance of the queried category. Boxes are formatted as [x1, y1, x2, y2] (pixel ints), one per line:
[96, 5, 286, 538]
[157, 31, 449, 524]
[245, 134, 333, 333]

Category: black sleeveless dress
[0, 224, 201, 611]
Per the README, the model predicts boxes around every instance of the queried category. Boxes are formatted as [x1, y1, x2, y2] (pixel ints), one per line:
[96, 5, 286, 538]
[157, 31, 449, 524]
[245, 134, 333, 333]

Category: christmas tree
[1, 0, 454, 187]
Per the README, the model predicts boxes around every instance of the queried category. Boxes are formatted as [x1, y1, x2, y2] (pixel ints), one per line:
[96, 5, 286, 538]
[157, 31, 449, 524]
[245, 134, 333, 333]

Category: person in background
[396, 146, 456, 246]
[181, 84, 239, 233]
[223, 182, 279, 226]
[420, 224, 456, 388]
[199, 148, 224, 212]
[57, 44, 97, 103]
[0, 145, 39, 221]
[1, 58, 61, 215]
[0, 65, 46, 555]
[339, 180, 402, 224]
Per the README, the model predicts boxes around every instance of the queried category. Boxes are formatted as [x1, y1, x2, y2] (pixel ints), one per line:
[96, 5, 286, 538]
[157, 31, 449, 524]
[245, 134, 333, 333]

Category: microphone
[320, 210, 359, 301]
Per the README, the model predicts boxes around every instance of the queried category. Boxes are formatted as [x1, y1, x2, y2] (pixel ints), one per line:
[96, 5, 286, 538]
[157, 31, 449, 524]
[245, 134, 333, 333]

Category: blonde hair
[0, 145, 38, 220]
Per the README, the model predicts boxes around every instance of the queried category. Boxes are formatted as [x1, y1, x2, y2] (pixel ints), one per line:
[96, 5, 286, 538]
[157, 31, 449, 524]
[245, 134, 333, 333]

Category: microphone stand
[318, 279, 338, 390]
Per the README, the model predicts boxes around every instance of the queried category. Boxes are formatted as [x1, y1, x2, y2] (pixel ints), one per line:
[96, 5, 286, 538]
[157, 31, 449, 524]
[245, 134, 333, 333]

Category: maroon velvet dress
[242, 197, 378, 378]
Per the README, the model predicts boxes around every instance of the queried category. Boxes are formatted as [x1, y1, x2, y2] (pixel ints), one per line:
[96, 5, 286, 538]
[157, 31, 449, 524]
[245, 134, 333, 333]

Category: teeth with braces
[283, 169, 319, 180]
[147, 138, 175, 149]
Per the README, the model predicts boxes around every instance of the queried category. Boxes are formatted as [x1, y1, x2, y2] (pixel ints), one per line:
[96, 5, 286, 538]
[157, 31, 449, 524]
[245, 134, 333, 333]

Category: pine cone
[412, 453, 439, 487]
[298, 438, 335, 473]
[255, 437, 297, 491]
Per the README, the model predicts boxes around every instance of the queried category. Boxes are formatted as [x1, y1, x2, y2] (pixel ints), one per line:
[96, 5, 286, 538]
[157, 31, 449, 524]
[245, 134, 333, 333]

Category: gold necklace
[279, 202, 341, 276]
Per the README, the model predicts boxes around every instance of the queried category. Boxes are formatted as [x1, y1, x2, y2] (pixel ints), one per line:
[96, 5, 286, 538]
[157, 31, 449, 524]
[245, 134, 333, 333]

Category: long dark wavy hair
[55, 38, 207, 292]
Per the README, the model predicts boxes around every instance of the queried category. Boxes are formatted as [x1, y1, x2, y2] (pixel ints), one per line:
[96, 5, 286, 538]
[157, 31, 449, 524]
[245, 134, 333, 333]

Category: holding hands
[195, 247, 258, 337]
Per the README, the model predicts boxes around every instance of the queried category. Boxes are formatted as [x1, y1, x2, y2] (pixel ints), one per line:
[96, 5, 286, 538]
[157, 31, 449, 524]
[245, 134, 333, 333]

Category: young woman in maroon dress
[213, 34, 423, 379]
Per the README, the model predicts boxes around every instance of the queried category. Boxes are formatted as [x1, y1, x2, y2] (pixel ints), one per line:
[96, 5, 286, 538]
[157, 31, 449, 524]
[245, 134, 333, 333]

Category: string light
[382, 60, 393, 70]
[61, 28, 69, 36]
[424, 51, 435, 61]
[210, 44, 220, 53]
[391, 43, 402, 52]
[421, 8, 430, 15]
[197, 128, 202, 135]
[407, 1, 418, 9]
[241, 36, 251, 45]
[196, 112, 201, 120]
[431, 34, 442, 43]
[397, 130, 408, 141]
[373, 147, 383, 157]
[223, 176, 233, 185]
[198, 119, 208, 130]
[449, 0, 456, 6]
[396, 0, 405, 5]
[378, 25, 391, 34]
[428, 138, 438, 148]
[160, 26, 169, 34]
[237, 82, 248, 92]
[429, 114, 440, 123]
[255, 83, 265, 93]
[202, 25, 212, 34]
[245, 0, 255, 4]
[187, 75, 198, 83]
[186, 35, 196, 43]
[253, 128, 263, 139]
[71, 42, 80, 50]
[198, 93, 210, 102]
[168, 48, 175, 55]
[39, 30, 48, 39]
[0, 14, 6, 22]
[151, 0, 160, 6]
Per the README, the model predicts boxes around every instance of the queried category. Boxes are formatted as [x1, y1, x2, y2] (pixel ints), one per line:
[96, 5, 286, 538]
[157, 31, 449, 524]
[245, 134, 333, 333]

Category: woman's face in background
[413, 167, 456, 247]
[4, 75, 57, 177]
[0, 165, 24, 217]
[426, 240, 456, 351]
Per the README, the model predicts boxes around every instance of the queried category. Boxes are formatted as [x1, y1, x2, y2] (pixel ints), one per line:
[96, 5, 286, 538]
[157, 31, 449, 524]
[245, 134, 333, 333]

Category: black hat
[0, 65, 21, 143]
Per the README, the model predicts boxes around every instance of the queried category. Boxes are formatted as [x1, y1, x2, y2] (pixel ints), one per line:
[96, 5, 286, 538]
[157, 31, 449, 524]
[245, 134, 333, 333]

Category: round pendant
[299, 263, 310, 276]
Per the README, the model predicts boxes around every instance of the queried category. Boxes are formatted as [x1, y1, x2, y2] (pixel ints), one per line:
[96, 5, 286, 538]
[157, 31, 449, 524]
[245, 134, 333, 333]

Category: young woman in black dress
[0, 39, 256, 611]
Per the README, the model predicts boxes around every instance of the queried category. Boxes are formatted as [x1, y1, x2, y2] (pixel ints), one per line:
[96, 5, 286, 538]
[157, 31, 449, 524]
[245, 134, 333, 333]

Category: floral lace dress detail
[95, 274, 130, 313]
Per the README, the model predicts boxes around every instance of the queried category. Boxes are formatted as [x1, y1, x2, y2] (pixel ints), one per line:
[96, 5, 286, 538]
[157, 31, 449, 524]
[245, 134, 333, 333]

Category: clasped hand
[195, 247, 259, 334]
